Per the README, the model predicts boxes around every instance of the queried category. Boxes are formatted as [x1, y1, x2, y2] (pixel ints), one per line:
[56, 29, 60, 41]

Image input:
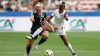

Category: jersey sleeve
[41, 13, 47, 21]
[31, 12, 34, 15]
[31, 11, 35, 16]
[44, 13, 47, 18]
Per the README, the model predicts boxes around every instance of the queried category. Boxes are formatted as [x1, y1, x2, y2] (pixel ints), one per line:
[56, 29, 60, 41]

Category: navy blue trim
[68, 12, 100, 16]
[0, 12, 31, 16]
[0, 11, 100, 16]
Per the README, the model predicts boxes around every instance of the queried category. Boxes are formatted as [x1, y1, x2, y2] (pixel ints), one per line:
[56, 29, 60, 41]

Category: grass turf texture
[0, 32, 100, 56]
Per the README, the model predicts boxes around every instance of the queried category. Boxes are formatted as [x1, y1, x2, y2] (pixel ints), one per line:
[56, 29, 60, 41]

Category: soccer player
[24, 2, 48, 56]
[26, 2, 78, 56]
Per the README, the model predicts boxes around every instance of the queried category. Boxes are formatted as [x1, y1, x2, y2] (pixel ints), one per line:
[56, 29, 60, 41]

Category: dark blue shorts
[30, 27, 45, 40]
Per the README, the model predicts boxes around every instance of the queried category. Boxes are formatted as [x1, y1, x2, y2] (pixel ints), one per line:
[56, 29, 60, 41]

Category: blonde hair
[35, 2, 43, 8]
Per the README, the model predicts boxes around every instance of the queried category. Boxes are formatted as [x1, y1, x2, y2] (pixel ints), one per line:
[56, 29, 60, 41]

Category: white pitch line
[0, 51, 100, 53]
[54, 51, 100, 52]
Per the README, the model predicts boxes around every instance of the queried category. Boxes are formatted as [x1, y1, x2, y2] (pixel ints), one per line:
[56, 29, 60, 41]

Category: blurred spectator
[9, 0, 19, 11]
[27, 1, 33, 11]
[1, 0, 9, 9]
[5, 3, 13, 11]
[97, 4, 100, 10]
[0, 0, 3, 11]
[19, 1, 28, 12]
[0, 0, 99, 12]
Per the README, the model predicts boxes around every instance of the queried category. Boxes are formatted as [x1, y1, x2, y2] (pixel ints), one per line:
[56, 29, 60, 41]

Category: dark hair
[59, 1, 65, 8]
[62, 2, 65, 4]
[98, 4, 100, 8]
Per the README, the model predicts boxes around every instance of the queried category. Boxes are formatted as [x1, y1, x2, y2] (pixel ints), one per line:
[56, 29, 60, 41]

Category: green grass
[0, 32, 100, 56]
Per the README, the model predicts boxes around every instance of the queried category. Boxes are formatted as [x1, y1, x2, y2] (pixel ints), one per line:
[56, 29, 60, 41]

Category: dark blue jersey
[31, 12, 47, 31]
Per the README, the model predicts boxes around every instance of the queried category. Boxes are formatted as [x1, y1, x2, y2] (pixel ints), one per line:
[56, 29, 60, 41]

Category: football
[44, 49, 53, 56]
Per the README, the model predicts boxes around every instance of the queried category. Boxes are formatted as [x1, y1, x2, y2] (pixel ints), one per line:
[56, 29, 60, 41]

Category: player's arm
[43, 16, 54, 26]
[46, 16, 55, 26]
[45, 16, 53, 22]
[45, 11, 55, 23]
[30, 12, 35, 22]
[30, 15, 35, 22]
[45, 13, 58, 29]
[64, 11, 68, 21]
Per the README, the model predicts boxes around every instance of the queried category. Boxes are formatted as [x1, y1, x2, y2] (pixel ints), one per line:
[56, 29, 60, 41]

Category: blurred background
[0, 0, 100, 12]
[0, 0, 100, 56]
[0, 0, 100, 32]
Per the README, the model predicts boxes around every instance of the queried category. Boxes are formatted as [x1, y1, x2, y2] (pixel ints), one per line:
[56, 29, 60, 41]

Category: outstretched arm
[45, 16, 53, 21]
[45, 16, 54, 26]
[45, 16, 58, 30]
[64, 11, 69, 21]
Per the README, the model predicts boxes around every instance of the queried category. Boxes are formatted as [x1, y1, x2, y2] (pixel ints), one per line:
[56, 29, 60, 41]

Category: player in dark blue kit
[24, 2, 48, 56]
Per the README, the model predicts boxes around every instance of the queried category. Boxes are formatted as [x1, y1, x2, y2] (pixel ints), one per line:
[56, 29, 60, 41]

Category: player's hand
[64, 11, 67, 17]
[54, 27, 58, 30]
[30, 19, 35, 22]
[40, 21, 44, 26]
[64, 10, 68, 21]
[32, 19, 35, 22]
[53, 26, 58, 30]
[42, 20, 46, 23]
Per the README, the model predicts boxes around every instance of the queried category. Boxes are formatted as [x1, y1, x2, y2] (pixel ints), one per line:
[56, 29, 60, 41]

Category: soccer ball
[44, 49, 53, 56]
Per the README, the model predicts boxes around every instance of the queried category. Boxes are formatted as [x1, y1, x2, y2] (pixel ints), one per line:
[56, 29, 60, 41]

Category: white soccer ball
[44, 50, 53, 56]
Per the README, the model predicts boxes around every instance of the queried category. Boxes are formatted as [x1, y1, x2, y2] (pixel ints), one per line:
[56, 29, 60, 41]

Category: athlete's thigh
[31, 27, 39, 39]
[40, 31, 48, 38]
[42, 24, 54, 32]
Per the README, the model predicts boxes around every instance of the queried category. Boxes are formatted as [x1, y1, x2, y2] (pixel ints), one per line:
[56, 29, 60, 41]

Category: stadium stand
[0, 0, 99, 12]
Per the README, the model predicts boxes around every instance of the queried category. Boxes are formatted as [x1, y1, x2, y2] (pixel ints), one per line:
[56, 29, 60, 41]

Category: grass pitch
[0, 32, 100, 56]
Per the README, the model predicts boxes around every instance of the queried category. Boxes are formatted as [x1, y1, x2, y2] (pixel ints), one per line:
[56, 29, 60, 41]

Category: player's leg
[26, 24, 54, 39]
[59, 35, 77, 56]
[24, 39, 35, 56]
[38, 31, 48, 45]
[32, 24, 54, 37]
[56, 28, 77, 56]
[25, 35, 38, 56]
[35, 31, 48, 50]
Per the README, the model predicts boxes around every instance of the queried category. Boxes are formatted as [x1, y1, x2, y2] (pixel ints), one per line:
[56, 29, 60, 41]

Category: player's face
[59, 5, 65, 13]
[35, 6, 42, 12]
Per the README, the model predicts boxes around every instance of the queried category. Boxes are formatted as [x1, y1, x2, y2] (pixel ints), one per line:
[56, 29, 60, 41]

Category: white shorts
[55, 27, 66, 35]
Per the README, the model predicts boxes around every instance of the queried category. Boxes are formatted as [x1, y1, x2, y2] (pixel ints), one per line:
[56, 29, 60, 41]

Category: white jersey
[51, 9, 68, 28]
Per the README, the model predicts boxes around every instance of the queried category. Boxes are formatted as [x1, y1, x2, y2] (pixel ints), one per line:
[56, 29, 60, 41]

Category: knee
[28, 43, 32, 47]
[27, 40, 33, 46]
[43, 36, 48, 40]
[42, 34, 48, 39]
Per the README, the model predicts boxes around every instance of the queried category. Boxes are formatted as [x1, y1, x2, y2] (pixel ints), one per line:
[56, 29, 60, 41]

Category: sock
[38, 37, 47, 45]
[26, 45, 31, 54]
[67, 43, 75, 54]
[32, 27, 43, 38]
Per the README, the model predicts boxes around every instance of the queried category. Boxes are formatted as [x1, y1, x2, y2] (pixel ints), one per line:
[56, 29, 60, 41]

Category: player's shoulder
[54, 9, 58, 12]
[42, 12, 47, 18]
[53, 9, 59, 14]
[31, 11, 37, 15]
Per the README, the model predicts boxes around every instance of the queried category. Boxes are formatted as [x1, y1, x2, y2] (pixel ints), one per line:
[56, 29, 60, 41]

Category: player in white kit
[51, 9, 66, 35]
[26, 2, 78, 56]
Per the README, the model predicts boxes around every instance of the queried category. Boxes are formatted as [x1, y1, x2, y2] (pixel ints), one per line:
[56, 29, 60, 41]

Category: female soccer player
[26, 2, 78, 56]
[24, 2, 48, 56]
